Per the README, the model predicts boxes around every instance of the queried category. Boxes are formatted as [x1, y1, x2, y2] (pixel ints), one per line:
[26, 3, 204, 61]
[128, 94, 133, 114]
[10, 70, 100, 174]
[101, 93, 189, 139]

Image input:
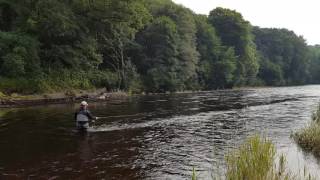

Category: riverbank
[0, 88, 205, 108]
[0, 89, 128, 108]
[0, 85, 307, 108]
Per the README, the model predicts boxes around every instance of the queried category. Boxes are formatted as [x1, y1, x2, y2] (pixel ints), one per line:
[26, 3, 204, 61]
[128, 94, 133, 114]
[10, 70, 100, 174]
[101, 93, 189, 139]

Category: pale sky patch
[172, 0, 320, 45]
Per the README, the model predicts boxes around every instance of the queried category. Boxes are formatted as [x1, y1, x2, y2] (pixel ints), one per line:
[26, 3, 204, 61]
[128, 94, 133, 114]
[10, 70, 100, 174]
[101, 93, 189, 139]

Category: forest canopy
[0, 0, 318, 94]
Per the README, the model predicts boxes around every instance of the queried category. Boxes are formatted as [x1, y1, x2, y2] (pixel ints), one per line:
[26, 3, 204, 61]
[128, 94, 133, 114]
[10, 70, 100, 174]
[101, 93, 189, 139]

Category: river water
[1, 85, 320, 179]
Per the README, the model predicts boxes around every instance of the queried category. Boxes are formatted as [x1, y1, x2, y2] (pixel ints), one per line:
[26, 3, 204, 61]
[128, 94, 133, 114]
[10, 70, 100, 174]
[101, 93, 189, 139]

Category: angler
[75, 101, 98, 130]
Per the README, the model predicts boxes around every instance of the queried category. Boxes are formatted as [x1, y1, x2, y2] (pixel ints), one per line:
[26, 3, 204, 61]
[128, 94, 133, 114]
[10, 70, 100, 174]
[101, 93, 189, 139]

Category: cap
[80, 101, 88, 106]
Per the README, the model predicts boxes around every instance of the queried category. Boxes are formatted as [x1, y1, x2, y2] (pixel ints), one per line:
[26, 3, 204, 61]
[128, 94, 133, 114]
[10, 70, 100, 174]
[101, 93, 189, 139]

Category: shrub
[87, 70, 118, 91]
[0, 77, 44, 94]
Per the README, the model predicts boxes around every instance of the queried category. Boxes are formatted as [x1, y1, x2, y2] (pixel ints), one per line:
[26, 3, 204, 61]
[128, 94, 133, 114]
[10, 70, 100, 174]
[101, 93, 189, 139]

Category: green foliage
[308, 45, 320, 83]
[258, 57, 284, 86]
[145, 0, 199, 89]
[254, 27, 311, 85]
[209, 7, 259, 85]
[195, 15, 236, 89]
[0, 1, 16, 31]
[0, 31, 40, 77]
[0, 77, 43, 94]
[29, 0, 102, 70]
[0, 70, 119, 94]
[1, 52, 25, 77]
[136, 16, 181, 92]
[0, 0, 318, 94]
[211, 48, 236, 89]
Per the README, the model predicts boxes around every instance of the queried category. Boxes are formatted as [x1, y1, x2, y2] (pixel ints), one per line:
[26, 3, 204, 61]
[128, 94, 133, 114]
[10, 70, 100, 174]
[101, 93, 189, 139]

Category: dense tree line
[0, 0, 319, 94]
[253, 27, 311, 85]
[309, 45, 320, 84]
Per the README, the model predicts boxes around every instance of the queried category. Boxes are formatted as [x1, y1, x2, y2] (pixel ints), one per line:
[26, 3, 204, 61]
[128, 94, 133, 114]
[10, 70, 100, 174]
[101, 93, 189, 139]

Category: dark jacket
[75, 108, 96, 122]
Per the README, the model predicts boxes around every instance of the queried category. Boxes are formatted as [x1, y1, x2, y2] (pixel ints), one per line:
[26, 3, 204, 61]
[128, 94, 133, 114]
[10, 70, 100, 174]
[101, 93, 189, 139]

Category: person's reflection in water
[77, 131, 94, 163]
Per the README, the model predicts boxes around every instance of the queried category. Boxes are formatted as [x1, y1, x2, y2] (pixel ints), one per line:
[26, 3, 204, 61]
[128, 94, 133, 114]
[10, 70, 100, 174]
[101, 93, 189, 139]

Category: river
[1, 85, 320, 179]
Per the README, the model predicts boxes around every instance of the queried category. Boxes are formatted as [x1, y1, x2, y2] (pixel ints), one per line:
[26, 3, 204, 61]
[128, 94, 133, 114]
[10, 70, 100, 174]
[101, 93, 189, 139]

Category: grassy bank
[293, 104, 320, 157]
[192, 135, 315, 180]
[0, 70, 119, 95]
[0, 70, 130, 106]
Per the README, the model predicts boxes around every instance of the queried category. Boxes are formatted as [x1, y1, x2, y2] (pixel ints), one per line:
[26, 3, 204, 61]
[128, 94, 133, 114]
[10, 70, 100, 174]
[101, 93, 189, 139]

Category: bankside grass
[192, 135, 315, 180]
[293, 104, 320, 157]
[225, 135, 293, 180]
[192, 167, 197, 180]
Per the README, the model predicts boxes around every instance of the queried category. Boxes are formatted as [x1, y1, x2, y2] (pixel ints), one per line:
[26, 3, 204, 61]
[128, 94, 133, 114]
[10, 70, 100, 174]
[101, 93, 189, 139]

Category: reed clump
[293, 104, 320, 157]
[225, 135, 293, 180]
[192, 135, 315, 180]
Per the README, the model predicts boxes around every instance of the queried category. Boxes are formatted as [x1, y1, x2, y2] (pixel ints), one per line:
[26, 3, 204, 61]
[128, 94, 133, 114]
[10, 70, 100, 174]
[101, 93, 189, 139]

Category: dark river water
[1, 86, 320, 179]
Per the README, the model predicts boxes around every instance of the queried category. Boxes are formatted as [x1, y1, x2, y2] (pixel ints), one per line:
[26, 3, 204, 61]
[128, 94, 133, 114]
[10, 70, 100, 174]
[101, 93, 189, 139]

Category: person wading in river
[75, 101, 98, 130]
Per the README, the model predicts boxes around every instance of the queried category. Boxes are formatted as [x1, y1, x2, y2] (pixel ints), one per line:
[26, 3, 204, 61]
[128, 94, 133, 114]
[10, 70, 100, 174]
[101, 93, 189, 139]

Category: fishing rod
[96, 113, 142, 120]
[91, 114, 143, 128]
